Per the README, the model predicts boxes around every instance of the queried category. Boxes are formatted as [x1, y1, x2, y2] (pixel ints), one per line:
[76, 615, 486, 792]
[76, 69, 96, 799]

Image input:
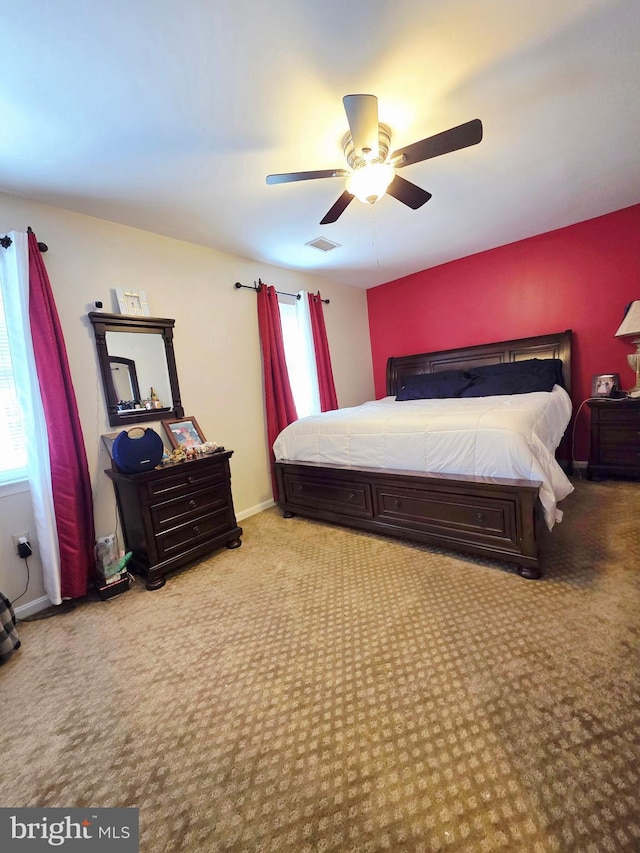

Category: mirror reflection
[106, 331, 172, 411]
[109, 356, 140, 406]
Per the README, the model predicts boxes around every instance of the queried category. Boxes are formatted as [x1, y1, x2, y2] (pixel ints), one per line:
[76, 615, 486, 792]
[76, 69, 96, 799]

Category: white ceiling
[2, 0, 639, 288]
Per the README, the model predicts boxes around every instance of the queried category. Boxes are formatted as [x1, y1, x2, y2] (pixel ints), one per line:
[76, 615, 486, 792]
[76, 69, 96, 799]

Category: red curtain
[28, 231, 95, 599]
[308, 291, 338, 411]
[257, 283, 297, 498]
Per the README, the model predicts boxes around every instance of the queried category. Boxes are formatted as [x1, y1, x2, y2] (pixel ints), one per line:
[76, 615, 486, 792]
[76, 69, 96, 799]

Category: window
[0, 271, 27, 484]
[278, 293, 320, 419]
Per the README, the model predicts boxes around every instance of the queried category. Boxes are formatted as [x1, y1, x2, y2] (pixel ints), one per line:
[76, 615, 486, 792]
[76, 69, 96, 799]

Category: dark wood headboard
[386, 330, 572, 397]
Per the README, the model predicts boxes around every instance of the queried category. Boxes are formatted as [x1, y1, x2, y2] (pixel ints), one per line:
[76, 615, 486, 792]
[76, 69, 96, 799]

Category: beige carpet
[3, 477, 640, 852]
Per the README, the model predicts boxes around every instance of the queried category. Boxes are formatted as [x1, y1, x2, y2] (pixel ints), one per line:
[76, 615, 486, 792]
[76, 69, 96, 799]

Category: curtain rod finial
[26, 226, 48, 252]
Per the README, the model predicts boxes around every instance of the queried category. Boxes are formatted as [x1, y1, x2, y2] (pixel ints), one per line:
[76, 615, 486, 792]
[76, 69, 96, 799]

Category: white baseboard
[14, 594, 52, 619]
[236, 499, 275, 522]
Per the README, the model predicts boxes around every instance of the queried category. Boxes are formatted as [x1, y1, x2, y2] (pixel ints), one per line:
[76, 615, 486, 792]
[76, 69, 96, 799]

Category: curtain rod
[0, 228, 48, 252]
[234, 279, 330, 304]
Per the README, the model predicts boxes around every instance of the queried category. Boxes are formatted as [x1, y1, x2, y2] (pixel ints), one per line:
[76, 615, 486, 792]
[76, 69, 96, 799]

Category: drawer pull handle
[189, 499, 197, 509]
[348, 492, 355, 502]
[394, 499, 401, 509]
[192, 525, 200, 535]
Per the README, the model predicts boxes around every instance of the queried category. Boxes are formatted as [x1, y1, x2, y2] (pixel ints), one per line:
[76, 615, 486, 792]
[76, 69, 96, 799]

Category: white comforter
[273, 387, 574, 530]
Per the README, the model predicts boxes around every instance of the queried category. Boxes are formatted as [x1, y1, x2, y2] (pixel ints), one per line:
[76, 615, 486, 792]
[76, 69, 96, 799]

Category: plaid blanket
[0, 591, 20, 663]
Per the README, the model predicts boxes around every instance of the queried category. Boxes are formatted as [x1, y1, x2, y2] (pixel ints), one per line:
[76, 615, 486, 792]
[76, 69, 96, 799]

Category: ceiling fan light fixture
[266, 93, 483, 224]
[346, 162, 395, 205]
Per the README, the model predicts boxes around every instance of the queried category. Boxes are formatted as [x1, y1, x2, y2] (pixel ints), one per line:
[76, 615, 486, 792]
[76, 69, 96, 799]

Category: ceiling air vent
[306, 237, 341, 253]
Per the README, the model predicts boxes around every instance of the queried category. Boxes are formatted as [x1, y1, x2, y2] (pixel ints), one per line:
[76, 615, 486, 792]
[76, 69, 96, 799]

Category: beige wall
[0, 192, 374, 611]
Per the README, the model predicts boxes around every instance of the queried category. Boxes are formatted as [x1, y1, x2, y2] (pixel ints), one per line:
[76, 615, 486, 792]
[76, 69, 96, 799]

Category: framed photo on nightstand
[591, 373, 620, 397]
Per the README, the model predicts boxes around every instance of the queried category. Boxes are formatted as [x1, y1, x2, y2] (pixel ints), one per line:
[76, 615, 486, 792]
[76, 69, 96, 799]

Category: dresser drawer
[595, 408, 640, 427]
[283, 473, 373, 518]
[597, 424, 640, 445]
[374, 485, 516, 541]
[155, 508, 233, 560]
[597, 443, 640, 465]
[147, 460, 226, 502]
[150, 484, 228, 531]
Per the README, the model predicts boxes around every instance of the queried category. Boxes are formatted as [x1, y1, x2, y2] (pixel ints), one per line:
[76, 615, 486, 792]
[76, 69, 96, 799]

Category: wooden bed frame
[275, 330, 572, 579]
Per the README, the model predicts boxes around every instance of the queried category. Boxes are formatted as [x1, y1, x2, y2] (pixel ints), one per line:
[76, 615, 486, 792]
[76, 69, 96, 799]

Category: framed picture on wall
[591, 373, 620, 397]
[162, 417, 206, 449]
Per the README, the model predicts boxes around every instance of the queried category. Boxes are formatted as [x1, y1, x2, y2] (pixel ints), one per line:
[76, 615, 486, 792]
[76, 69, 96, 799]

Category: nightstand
[587, 397, 640, 481]
[106, 450, 242, 589]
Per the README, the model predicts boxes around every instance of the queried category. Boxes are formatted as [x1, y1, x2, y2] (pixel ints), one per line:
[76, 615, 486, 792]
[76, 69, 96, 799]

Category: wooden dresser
[106, 450, 242, 589]
[587, 397, 640, 481]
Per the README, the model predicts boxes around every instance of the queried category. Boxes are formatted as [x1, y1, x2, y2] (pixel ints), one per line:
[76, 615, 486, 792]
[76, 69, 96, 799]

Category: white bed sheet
[273, 386, 574, 530]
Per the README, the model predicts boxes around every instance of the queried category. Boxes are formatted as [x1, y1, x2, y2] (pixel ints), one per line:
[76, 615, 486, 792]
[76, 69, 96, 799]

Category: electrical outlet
[12, 532, 31, 555]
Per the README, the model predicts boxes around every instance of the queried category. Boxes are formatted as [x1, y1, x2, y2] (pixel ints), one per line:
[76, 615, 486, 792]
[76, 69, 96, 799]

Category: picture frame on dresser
[162, 417, 206, 449]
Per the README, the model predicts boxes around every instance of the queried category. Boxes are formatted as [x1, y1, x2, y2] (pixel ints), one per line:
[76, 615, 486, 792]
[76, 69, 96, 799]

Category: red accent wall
[367, 204, 640, 460]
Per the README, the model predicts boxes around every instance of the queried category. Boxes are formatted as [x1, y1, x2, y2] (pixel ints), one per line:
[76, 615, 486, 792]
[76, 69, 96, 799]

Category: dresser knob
[477, 512, 485, 521]
[295, 484, 304, 493]
[192, 525, 200, 535]
[348, 492, 355, 502]
[187, 475, 194, 484]
[189, 499, 197, 509]
[394, 499, 401, 509]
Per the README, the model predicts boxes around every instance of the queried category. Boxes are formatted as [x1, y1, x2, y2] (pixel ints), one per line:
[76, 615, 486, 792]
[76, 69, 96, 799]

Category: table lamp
[615, 300, 640, 396]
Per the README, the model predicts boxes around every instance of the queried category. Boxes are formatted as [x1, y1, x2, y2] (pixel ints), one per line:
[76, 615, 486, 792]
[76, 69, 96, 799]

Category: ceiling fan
[266, 94, 483, 225]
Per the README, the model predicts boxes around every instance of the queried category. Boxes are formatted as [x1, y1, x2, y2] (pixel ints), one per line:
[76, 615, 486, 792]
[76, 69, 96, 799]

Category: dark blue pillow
[396, 369, 473, 401]
[460, 358, 564, 398]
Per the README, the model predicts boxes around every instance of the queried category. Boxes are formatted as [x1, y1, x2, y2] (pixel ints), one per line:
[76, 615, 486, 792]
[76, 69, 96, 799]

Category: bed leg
[517, 565, 542, 580]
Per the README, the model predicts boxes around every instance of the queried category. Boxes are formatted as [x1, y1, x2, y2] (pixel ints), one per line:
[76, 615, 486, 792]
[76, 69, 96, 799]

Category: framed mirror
[89, 312, 184, 427]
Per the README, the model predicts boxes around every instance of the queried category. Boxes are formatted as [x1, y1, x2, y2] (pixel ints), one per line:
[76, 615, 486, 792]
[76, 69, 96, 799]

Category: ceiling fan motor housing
[343, 124, 392, 170]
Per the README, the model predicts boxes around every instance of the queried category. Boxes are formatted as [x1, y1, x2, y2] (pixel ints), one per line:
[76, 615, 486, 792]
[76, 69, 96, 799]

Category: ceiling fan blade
[320, 190, 354, 225]
[343, 94, 380, 159]
[266, 169, 349, 185]
[386, 175, 432, 209]
[391, 118, 483, 168]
